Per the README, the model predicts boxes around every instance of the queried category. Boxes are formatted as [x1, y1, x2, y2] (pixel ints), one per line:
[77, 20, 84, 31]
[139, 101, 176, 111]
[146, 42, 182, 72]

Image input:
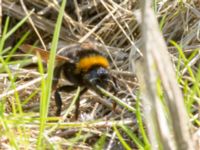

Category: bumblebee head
[83, 66, 110, 89]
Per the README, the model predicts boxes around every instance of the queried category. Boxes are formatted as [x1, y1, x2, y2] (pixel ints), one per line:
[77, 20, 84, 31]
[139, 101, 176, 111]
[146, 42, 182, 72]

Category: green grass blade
[113, 125, 132, 150]
[37, 0, 67, 148]
[4, 10, 33, 40]
[5, 31, 30, 62]
[93, 134, 107, 150]
[0, 17, 10, 53]
[97, 86, 136, 113]
[135, 94, 150, 148]
[120, 125, 144, 150]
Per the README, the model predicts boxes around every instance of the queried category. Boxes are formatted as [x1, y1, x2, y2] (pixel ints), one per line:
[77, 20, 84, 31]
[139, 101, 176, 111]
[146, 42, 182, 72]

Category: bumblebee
[20, 42, 115, 119]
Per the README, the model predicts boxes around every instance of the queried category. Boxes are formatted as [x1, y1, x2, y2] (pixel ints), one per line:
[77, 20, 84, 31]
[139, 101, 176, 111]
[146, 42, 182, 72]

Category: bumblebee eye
[97, 67, 109, 80]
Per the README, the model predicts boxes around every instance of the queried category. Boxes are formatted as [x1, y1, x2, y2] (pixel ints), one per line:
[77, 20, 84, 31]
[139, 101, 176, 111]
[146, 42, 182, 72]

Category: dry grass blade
[2, 0, 72, 41]
[136, 0, 194, 149]
[0, 75, 45, 99]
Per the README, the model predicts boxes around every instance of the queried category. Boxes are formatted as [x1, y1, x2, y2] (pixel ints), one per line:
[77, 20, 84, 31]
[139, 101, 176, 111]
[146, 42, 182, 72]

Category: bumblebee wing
[19, 44, 70, 64]
[57, 41, 97, 56]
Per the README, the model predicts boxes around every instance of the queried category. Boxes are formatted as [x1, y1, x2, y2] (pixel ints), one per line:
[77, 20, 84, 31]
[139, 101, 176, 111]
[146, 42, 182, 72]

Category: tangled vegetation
[0, 0, 200, 149]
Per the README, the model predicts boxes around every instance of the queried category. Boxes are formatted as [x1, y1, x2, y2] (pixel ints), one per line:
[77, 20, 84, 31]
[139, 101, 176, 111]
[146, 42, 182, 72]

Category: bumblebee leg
[52, 66, 62, 91]
[93, 76, 119, 113]
[105, 76, 120, 112]
[54, 85, 77, 116]
[75, 88, 88, 120]
[112, 77, 118, 111]
[112, 101, 117, 112]
[55, 90, 62, 116]
[52, 66, 63, 116]
[110, 76, 120, 94]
